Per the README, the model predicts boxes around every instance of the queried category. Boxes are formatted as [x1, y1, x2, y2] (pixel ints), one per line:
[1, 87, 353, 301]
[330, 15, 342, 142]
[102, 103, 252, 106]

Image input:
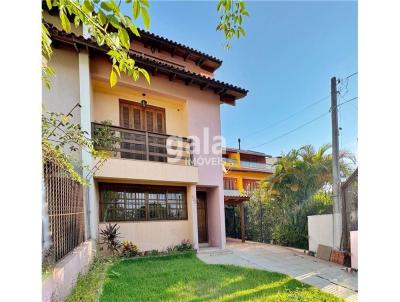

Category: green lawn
[98, 252, 343, 302]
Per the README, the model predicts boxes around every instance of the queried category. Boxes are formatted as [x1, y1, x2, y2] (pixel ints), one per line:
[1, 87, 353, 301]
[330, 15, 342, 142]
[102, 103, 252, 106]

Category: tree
[249, 144, 356, 249]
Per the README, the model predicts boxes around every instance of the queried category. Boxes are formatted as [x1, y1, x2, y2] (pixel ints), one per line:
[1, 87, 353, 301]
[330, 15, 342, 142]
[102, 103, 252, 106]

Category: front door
[197, 192, 208, 243]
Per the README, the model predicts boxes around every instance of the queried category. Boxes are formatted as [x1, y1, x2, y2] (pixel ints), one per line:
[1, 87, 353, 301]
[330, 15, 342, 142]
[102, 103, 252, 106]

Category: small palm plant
[100, 223, 121, 254]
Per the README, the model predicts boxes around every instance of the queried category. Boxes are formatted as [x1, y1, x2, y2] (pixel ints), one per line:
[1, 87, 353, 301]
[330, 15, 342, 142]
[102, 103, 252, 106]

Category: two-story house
[223, 147, 275, 241]
[43, 11, 247, 253]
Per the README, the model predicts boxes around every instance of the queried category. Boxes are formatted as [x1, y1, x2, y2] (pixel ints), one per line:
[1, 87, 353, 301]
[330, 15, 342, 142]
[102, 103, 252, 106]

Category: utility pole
[331, 77, 342, 250]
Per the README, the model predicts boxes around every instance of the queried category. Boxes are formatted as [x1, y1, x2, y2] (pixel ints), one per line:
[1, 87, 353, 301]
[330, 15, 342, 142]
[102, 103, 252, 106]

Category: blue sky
[123, 1, 358, 157]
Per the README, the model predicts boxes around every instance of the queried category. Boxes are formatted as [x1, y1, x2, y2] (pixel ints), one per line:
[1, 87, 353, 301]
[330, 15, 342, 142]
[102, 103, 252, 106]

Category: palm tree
[256, 144, 356, 248]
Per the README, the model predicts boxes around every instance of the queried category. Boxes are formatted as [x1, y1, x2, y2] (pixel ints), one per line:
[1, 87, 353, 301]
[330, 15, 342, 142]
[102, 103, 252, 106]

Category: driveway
[197, 239, 358, 301]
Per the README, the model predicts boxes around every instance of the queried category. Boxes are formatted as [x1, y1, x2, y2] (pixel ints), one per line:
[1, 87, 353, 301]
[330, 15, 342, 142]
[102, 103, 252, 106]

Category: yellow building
[223, 148, 275, 241]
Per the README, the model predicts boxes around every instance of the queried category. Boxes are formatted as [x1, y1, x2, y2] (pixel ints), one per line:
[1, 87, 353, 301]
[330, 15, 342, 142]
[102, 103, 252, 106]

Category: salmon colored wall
[98, 185, 195, 251]
[92, 79, 188, 137]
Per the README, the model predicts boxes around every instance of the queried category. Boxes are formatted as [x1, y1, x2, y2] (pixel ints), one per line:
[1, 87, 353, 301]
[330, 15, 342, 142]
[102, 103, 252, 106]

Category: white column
[216, 185, 226, 249]
[79, 47, 97, 240]
[190, 185, 199, 250]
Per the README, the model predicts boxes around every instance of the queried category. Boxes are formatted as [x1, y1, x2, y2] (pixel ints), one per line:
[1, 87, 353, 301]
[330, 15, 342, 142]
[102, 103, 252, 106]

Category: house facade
[43, 12, 247, 253]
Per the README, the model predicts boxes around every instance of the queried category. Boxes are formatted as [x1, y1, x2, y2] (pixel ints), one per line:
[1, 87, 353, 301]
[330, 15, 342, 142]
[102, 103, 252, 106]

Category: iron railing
[43, 160, 85, 262]
[92, 123, 193, 166]
[240, 160, 274, 171]
[223, 158, 274, 172]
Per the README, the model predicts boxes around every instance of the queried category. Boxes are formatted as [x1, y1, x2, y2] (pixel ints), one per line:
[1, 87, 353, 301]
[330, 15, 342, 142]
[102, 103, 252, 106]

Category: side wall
[42, 240, 95, 302]
[308, 214, 341, 252]
[42, 48, 80, 121]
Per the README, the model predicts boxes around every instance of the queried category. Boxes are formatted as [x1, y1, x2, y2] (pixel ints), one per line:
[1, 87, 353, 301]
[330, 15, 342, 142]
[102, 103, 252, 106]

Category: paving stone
[197, 240, 358, 301]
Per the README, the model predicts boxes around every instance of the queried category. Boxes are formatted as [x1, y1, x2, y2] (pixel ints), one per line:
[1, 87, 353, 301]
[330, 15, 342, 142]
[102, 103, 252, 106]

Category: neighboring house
[42, 9, 248, 258]
[222, 148, 275, 241]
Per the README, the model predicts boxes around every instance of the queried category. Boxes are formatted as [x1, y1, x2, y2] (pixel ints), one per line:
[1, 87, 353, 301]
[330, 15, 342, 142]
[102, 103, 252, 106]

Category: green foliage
[165, 239, 193, 253]
[92, 120, 121, 154]
[216, 0, 249, 49]
[43, 0, 152, 88]
[100, 223, 122, 254]
[174, 239, 193, 252]
[42, 108, 109, 185]
[245, 144, 355, 249]
[148, 249, 160, 256]
[65, 255, 113, 302]
[120, 240, 139, 257]
[41, 23, 54, 89]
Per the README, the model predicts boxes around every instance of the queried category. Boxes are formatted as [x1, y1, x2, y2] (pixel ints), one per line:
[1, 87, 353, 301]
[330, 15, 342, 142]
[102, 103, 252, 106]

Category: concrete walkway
[197, 239, 358, 301]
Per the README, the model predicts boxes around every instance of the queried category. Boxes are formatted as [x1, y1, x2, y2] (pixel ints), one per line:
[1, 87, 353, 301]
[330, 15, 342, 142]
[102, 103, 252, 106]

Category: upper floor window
[224, 178, 238, 190]
[119, 99, 166, 133]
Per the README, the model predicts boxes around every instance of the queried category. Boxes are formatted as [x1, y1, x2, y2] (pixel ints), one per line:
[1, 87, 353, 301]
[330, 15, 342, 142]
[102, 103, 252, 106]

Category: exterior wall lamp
[141, 93, 147, 108]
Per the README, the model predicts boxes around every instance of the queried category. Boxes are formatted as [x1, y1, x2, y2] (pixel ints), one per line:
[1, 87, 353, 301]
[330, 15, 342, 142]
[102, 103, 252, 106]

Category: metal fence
[225, 202, 273, 243]
[43, 161, 85, 262]
[341, 168, 358, 250]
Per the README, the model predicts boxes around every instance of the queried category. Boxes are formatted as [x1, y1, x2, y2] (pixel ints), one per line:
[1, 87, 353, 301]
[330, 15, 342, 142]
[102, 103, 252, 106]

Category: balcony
[240, 160, 274, 172]
[92, 123, 193, 165]
[92, 123, 198, 184]
[222, 158, 274, 172]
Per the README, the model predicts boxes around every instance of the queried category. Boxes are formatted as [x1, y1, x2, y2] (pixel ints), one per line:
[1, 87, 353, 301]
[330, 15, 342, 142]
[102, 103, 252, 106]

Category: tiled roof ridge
[137, 28, 222, 65]
[45, 23, 248, 95]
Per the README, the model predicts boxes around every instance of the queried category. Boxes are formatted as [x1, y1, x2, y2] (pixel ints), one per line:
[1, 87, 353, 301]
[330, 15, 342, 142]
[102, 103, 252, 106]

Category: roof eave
[46, 24, 248, 104]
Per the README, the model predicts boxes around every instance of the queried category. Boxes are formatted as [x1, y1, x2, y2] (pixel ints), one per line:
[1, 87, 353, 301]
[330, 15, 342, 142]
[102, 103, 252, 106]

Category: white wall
[350, 230, 358, 269]
[308, 214, 336, 252]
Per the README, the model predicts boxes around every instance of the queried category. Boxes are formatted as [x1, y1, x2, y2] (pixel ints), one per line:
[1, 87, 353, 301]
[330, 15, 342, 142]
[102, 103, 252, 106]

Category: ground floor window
[99, 183, 187, 222]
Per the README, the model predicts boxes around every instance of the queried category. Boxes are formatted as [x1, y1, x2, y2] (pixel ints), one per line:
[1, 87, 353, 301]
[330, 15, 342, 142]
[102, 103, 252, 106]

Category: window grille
[99, 183, 187, 222]
[43, 160, 85, 262]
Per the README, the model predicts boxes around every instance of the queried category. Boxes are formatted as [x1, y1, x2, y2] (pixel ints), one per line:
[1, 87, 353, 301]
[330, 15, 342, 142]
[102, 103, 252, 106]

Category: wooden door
[197, 192, 208, 243]
[119, 99, 166, 133]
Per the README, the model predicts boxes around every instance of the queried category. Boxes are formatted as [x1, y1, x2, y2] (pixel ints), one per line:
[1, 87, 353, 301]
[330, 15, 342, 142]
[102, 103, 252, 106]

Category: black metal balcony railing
[92, 123, 193, 166]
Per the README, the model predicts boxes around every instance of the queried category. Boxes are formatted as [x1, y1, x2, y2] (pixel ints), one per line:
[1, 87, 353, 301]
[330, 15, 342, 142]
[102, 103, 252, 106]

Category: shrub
[149, 249, 160, 256]
[175, 239, 193, 252]
[120, 240, 139, 258]
[166, 245, 175, 253]
[100, 223, 121, 254]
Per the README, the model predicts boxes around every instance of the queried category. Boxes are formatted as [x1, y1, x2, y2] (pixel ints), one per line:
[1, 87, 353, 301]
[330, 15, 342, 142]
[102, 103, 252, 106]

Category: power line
[249, 111, 331, 149]
[237, 72, 356, 144]
[344, 72, 358, 79]
[240, 94, 330, 140]
[338, 96, 358, 107]
[245, 95, 357, 150]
